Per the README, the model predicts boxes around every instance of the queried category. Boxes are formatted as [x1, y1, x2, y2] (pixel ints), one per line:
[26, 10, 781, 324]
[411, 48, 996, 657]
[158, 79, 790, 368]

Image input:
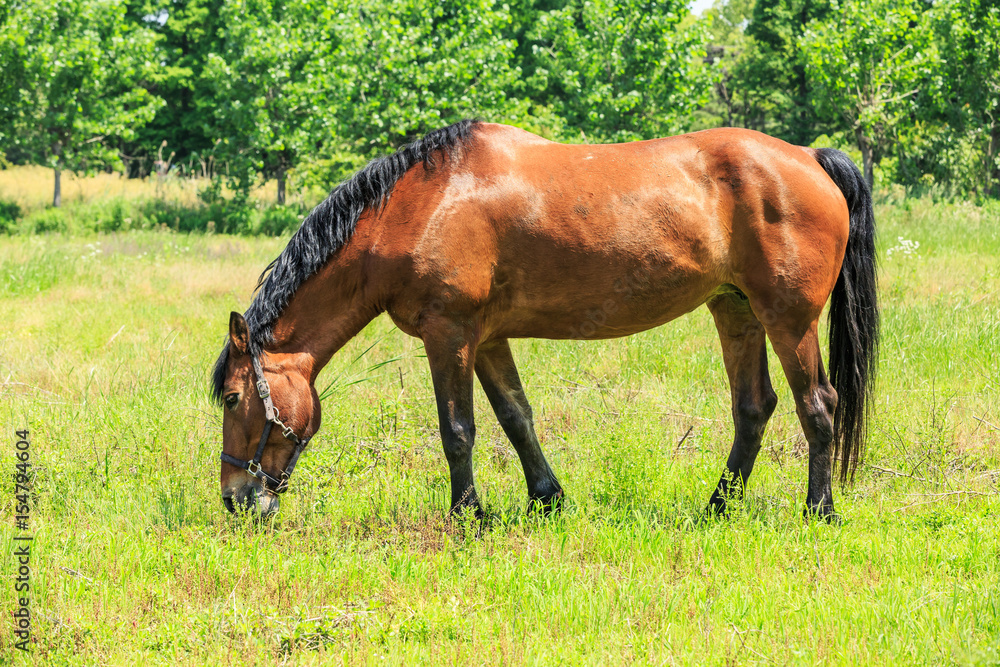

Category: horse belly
[488, 246, 722, 340]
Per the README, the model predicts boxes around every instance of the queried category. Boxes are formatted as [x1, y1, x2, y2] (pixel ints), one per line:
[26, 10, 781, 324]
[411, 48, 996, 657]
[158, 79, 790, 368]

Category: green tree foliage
[929, 0, 1000, 196]
[4, 0, 1000, 203]
[200, 0, 544, 194]
[0, 0, 163, 205]
[696, 0, 755, 129]
[800, 0, 936, 187]
[202, 0, 333, 203]
[527, 0, 716, 142]
[122, 0, 227, 174]
[322, 0, 533, 153]
[736, 0, 832, 144]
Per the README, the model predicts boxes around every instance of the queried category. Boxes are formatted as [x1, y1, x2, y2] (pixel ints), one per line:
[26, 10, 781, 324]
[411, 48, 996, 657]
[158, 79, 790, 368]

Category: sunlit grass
[0, 165, 300, 213]
[0, 197, 998, 663]
[0, 165, 202, 212]
[0, 166, 324, 236]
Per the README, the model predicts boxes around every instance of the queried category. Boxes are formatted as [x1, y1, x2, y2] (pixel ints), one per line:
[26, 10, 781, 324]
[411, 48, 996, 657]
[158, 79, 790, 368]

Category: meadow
[0, 170, 998, 664]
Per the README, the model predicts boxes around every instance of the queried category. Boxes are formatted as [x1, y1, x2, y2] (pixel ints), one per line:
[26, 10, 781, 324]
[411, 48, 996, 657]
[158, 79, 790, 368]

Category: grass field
[1, 194, 999, 664]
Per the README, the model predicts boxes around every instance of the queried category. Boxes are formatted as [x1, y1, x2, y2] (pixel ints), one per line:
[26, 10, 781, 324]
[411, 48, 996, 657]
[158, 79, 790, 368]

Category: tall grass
[0, 198, 997, 664]
[0, 165, 305, 211]
[0, 166, 326, 236]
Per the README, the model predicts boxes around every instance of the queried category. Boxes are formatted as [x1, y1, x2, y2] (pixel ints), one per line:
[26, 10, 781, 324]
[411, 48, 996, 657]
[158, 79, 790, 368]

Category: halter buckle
[281, 424, 296, 440]
[256, 379, 270, 399]
[275, 474, 290, 494]
[246, 460, 263, 478]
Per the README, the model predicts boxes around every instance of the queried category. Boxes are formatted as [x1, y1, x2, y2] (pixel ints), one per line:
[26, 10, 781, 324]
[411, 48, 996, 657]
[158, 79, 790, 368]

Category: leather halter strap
[220, 356, 310, 494]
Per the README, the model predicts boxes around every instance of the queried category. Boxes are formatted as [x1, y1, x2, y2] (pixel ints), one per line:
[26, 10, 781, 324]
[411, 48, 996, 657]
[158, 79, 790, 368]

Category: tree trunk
[987, 120, 999, 199]
[855, 127, 874, 190]
[53, 167, 62, 208]
[277, 169, 286, 206]
[720, 79, 733, 128]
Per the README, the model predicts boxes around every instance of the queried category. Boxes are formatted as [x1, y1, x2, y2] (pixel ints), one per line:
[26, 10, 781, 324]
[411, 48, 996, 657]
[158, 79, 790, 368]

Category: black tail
[813, 148, 880, 484]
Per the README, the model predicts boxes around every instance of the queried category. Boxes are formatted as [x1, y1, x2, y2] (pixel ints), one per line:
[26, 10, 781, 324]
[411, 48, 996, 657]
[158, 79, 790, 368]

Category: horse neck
[266, 236, 381, 381]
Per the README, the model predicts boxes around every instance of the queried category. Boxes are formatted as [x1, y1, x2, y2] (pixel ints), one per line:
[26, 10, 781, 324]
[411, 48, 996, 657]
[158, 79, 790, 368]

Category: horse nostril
[222, 496, 236, 513]
[254, 490, 280, 517]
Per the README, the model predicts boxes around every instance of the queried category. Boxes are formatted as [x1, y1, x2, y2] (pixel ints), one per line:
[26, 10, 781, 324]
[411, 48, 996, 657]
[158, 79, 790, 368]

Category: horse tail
[812, 148, 880, 484]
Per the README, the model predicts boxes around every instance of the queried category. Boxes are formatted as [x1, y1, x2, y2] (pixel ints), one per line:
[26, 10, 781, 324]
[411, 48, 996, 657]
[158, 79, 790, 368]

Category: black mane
[211, 119, 481, 403]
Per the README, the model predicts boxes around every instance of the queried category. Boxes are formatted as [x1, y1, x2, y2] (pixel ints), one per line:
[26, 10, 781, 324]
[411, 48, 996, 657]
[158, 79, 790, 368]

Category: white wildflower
[887, 237, 920, 258]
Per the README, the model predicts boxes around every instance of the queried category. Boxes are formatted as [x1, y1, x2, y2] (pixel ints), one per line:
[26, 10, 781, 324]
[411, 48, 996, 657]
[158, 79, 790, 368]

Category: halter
[219, 356, 310, 494]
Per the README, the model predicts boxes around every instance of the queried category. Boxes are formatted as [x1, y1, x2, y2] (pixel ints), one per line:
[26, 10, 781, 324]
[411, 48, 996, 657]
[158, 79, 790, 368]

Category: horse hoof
[449, 501, 484, 522]
[803, 507, 843, 525]
[528, 489, 564, 516]
[704, 495, 732, 519]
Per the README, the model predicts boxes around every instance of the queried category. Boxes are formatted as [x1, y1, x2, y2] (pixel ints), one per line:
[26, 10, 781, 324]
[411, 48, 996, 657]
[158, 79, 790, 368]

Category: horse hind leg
[705, 291, 778, 516]
[475, 340, 564, 513]
[760, 313, 840, 521]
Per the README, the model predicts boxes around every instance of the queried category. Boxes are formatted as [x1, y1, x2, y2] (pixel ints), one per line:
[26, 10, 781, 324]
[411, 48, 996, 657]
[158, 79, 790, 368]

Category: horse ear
[229, 312, 250, 356]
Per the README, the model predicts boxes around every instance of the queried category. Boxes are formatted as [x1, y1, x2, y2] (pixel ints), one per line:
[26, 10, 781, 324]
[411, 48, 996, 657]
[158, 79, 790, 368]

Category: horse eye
[224, 393, 240, 410]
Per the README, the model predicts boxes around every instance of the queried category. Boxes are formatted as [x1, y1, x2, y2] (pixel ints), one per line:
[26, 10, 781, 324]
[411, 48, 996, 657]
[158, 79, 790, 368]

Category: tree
[202, 0, 332, 204]
[322, 0, 532, 155]
[736, 0, 833, 144]
[698, 0, 758, 130]
[527, 0, 716, 142]
[201, 0, 533, 199]
[0, 0, 163, 205]
[120, 0, 228, 176]
[930, 0, 1000, 196]
[801, 0, 936, 187]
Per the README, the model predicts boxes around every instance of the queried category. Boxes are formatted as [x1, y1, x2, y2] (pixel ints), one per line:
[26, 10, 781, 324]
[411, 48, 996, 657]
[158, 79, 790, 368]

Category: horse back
[376, 124, 851, 341]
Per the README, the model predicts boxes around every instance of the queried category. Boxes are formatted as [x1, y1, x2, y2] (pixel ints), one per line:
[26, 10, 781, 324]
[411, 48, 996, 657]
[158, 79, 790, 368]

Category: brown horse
[214, 120, 878, 521]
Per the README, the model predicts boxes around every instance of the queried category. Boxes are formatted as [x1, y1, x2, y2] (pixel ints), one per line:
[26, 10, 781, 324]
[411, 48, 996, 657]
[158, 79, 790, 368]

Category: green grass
[1, 197, 998, 664]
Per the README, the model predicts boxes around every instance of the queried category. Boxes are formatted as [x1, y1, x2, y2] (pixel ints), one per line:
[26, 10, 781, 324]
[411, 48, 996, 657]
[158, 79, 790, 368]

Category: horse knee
[520, 401, 534, 424]
[735, 389, 777, 430]
[493, 392, 535, 437]
[442, 420, 476, 461]
[799, 388, 836, 445]
[820, 384, 838, 415]
[758, 389, 778, 422]
[501, 389, 533, 423]
[495, 401, 525, 427]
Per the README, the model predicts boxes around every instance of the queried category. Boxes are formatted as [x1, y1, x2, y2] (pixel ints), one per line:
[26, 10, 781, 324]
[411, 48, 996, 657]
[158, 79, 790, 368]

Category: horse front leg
[421, 316, 483, 517]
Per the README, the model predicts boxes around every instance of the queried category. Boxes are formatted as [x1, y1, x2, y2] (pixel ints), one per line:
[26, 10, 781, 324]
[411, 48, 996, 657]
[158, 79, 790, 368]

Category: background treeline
[0, 0, 997, 234]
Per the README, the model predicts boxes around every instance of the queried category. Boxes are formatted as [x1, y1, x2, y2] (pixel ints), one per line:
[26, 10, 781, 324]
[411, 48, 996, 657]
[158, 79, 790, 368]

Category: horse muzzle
[222, 481, 281, 517]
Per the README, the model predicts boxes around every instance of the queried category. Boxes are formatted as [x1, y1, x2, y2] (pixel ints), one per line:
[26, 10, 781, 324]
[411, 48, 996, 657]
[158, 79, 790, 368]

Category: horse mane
[211, 119, 481, 403]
